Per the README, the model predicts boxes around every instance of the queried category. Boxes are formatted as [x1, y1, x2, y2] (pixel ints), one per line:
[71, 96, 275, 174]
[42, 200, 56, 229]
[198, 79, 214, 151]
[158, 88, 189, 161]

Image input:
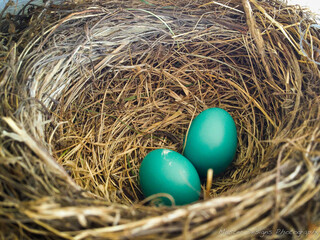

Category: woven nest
[1, 0, 320, 239]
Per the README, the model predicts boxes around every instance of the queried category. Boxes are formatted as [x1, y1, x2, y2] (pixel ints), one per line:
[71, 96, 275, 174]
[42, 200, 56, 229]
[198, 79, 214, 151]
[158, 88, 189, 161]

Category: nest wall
[0, 0, 320, 239]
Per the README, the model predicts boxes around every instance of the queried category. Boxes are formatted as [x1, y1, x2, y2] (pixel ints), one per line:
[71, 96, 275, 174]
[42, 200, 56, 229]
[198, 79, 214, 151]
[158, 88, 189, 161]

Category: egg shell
[139, 149, 201, 206]
[183, 108, 237, 178]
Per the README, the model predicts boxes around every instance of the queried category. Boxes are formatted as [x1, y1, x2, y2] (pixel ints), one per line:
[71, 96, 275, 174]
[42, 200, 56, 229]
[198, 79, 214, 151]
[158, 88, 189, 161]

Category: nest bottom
[50, 65, 274, 204]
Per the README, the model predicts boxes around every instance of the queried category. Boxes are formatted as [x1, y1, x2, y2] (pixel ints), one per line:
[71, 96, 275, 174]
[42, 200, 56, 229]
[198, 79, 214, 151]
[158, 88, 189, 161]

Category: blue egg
[183, 108, 237, 178]
[139, 149, 201, 206]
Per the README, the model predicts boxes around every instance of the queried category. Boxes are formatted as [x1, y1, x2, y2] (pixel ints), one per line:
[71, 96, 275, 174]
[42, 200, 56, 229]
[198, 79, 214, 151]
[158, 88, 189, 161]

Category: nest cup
[1, 0, 320, 239]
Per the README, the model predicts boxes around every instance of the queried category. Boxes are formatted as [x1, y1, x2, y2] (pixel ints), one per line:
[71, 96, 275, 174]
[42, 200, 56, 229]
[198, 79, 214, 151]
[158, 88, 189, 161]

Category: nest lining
[1, 0, 320, 239]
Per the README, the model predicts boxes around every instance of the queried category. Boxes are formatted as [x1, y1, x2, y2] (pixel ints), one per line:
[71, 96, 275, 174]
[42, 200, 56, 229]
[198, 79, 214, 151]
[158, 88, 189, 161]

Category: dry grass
[0, 0, 320, 239]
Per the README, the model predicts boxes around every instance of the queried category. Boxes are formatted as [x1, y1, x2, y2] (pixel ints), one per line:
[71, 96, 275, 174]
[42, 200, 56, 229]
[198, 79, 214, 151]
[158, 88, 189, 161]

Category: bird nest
[1, 0, 320, 239]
